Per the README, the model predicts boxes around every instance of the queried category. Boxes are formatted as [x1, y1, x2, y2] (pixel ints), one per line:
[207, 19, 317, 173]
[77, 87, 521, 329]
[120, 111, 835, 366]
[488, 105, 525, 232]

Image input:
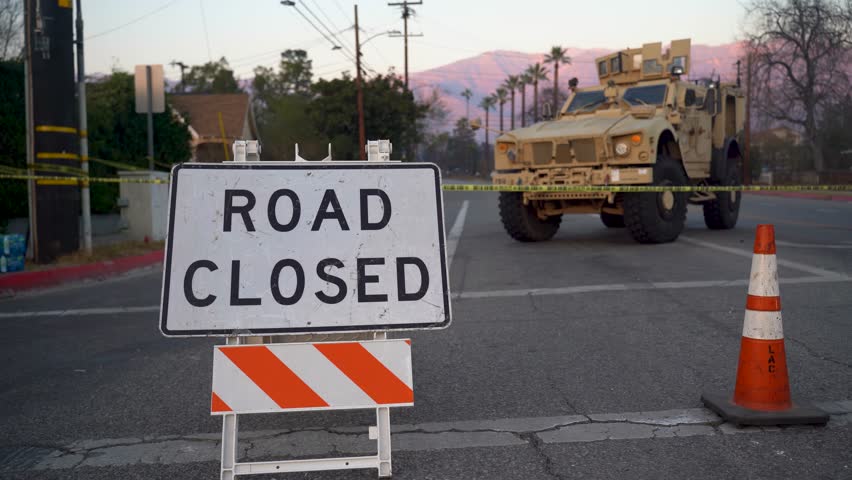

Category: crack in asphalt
[786, 336, 852, 370]
[519, 432, 564, 480]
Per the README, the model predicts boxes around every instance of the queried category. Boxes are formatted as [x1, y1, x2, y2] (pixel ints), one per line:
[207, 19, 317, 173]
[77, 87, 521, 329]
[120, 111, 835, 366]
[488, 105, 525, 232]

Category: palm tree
[526, 63, 549, 122]
[544, 46, 571, 114]
[478, 95, 497, 173]
[503, 75, 520, 130]
[460, 88, 473, 119]
[495, 88, 508, 132]
[519, 73, 531, 127]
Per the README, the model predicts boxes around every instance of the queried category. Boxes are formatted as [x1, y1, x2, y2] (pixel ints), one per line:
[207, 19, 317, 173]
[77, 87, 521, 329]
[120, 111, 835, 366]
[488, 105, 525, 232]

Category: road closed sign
[160, 163, 450, 336]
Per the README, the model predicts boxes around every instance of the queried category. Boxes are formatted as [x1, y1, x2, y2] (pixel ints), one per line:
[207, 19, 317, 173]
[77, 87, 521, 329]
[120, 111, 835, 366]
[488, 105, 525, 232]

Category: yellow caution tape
[1, 173, 851, 192]
[0, 174, 171, 185]
[442, 184, 852, 193]
[87, 157, 147, 171]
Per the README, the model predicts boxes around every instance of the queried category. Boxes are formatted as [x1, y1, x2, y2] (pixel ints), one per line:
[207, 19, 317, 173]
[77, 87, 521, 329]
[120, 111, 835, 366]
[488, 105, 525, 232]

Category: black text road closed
[160, 163, 450, 336]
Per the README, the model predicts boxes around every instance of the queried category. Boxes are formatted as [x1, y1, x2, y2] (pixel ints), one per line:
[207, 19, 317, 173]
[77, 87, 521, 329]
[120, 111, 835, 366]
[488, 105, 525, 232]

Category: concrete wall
[118, 171, 170, 242]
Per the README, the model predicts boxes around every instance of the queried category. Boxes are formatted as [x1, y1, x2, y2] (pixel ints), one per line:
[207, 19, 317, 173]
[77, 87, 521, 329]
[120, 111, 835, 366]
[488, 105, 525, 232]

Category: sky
[82, 0, 748, 82]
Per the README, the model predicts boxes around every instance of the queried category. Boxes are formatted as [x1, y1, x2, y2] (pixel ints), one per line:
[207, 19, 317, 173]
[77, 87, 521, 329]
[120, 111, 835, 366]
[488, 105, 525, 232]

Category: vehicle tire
[703, 164, 742, 230]
[623, 153, 688, 243]
[600, 211, 625, 228]
[498, 192, 561, 242]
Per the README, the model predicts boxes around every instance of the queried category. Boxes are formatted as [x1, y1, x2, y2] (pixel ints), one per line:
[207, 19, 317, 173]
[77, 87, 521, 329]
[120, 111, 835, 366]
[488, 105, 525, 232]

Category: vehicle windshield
[566, 90, 606, 113]
[622, 84, 667, 106]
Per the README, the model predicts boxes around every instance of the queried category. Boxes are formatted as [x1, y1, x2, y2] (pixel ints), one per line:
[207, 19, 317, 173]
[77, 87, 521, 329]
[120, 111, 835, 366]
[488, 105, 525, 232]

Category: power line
[287, 3, 356, 66]
[298, 2, 359, 66]
[86, 0, 181, 40]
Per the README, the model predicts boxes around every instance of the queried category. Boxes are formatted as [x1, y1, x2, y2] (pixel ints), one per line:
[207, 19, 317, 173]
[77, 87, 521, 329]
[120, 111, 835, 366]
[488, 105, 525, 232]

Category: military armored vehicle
[489, 39, 745, 243]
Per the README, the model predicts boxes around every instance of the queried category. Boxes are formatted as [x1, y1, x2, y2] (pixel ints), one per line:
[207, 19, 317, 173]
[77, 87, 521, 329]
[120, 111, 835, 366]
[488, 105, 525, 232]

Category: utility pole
[354, 4, 365, 160]
[387, 0, 422, 89]
[743, 50, 752, 185]
[75, 0, 91, 254]
[146, 65, 155, 170]
[170, 60, 188, 92]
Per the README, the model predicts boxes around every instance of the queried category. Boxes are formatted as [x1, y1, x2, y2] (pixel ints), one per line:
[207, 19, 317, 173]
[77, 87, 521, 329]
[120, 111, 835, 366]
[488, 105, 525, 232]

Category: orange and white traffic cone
[701, 225, 828, 426]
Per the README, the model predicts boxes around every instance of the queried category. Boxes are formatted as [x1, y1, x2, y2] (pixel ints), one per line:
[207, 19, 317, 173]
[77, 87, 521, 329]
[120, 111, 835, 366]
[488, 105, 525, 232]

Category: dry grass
[26, 240, 164, 271]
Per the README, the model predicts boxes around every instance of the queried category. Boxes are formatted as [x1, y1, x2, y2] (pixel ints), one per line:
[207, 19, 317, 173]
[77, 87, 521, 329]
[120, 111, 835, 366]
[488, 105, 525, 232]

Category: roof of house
[169, 93, 256, 140]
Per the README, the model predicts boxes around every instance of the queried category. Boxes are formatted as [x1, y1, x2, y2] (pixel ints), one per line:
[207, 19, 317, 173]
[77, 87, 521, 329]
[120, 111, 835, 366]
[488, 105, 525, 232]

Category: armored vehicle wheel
[703, 165, 742, 230]
[623, 154, 688, 244]
[499, 192, 561, 242]
[600, 211, 625, 228]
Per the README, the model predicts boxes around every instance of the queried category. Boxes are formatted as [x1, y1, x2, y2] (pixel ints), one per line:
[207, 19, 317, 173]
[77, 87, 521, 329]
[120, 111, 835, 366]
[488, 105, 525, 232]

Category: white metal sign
[134, 64, 165, 113]
[160, 163, 450, 336]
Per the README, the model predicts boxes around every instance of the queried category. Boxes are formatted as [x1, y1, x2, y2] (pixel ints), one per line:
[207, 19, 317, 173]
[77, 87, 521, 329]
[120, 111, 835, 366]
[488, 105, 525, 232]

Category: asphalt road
[1, 191, 851, 479]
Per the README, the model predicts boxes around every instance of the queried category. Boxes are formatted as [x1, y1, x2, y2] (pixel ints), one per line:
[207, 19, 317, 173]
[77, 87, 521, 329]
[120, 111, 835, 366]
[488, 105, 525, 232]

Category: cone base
[701, 392, 828, 426]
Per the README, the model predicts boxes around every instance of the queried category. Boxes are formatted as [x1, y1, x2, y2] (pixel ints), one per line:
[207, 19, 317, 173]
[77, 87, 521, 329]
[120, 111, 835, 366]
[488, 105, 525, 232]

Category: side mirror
[543, 102, 553, 120]
[470, 118, 482, 131]
[703, 88, 717, 115]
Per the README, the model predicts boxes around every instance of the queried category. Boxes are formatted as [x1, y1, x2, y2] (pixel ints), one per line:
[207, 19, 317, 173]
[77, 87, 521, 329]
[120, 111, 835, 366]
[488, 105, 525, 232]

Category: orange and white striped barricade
[701, 224, 828, 426]
[213, 338, 413, 479]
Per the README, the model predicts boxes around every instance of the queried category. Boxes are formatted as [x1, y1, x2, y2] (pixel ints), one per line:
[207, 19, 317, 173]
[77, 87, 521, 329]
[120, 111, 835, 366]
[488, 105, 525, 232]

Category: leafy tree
[746, 0, 852, 171]
[252, 49, 313, 107]
[86, 71, 191, 211]
[0, 0, 22, 60]
[252, 50, 320, 161]
[544, 46, 571, 116]
[183, 57, 241, 94]
[819, 94, 852, 170]
[310, 73, 426, 160]
[447, 117, 480, 175]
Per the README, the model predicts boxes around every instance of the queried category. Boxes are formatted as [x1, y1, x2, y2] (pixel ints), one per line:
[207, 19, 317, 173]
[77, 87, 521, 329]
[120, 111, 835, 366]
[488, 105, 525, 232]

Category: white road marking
[775, 240, 852, 249]
[26, 401, 851, 471]
[446, 200, 469, 269]
[3, 275, 850, 317]
[454, 275, 850, 300]
[680, 235, 845, 278]
[0, 305, 159, 319]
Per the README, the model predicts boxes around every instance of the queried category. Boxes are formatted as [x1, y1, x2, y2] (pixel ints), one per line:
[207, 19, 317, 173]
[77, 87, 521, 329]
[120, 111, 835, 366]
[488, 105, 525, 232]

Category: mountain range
[409, 42, 745, 133]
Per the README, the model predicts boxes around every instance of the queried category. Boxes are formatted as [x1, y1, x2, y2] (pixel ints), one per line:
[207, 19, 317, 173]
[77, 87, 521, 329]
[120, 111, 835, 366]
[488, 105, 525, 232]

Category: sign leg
[221, 413, 238, 480]
[377, 406, 392, 478]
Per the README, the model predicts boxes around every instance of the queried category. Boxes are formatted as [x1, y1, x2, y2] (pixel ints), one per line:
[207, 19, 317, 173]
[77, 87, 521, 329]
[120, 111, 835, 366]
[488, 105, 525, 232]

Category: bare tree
[0, 0, 23, 61]
[746, 0, 852, 171]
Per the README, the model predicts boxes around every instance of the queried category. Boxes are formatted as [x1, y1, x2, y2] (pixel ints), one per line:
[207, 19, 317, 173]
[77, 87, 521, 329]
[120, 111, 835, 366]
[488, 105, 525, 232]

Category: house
[169, 93, 260, 162]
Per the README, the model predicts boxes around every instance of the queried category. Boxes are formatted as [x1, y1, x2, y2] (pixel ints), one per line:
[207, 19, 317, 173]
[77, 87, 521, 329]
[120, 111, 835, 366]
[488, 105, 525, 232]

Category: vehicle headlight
[615, 142, 630, 156]
[507, 149, 516, 162]
[497, 142, 517, 162]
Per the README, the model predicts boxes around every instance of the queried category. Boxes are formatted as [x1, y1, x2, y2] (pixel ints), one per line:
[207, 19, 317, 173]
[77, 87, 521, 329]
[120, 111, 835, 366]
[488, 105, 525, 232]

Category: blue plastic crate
[0, 255, 24, 273]
[1, 234, 26, 256]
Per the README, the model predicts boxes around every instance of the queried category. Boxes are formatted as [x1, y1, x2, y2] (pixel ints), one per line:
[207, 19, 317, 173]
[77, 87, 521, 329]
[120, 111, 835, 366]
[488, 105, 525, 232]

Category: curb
[0, 250, 164, 295]
[745, 191, 852, 202]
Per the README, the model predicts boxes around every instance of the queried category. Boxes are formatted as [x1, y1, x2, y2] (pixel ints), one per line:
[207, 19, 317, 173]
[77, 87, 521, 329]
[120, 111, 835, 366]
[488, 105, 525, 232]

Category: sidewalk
[1, 213, 164, 295]
[745, 190, 852, 202]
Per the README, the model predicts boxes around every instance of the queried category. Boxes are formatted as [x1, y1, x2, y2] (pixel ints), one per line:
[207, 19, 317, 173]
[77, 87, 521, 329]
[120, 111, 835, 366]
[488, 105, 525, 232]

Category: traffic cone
[701, 225, 828, 426]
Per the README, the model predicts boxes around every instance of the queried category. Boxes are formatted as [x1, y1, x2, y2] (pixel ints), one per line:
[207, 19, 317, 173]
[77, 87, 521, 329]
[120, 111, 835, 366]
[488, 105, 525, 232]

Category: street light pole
[355, 4, 365, 160]
[75, 0, 92, 254]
